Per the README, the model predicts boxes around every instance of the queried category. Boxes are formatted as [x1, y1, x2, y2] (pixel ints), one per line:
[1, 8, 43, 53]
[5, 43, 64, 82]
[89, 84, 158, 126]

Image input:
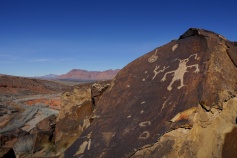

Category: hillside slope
[58, 69, 120, 80]
[0, 75, 69, 97]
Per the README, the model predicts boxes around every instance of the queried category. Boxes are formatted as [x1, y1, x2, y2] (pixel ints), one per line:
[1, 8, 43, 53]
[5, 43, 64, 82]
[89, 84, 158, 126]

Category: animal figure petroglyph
[152, 65, 170, 80]
[161, 54, 200, 91]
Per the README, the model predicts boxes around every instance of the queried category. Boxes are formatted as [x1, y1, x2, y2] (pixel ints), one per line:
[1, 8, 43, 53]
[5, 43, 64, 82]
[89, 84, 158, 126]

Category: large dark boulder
[65, 28, 237, 158]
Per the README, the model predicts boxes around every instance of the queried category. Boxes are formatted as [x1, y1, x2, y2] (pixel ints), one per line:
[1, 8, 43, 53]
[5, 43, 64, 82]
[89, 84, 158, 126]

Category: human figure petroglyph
[161, 54, 200, 91]
[152, 65, 170, 80]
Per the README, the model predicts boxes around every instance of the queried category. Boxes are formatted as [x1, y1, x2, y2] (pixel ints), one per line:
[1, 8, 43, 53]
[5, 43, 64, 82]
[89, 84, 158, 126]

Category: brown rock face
[65, 28, 237, 158]
[222, 127, 237, 158]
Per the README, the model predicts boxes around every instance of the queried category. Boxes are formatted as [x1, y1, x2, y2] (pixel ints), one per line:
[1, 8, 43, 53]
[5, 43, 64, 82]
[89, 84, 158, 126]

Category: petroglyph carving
[87, 139, 91, 150]
[148, 49, 158, 63]
[158, 96, 171, 115]
[74, 141, 88, 156]
[172, 44, 178, 52]
[102, 132, 114, 147]
[74, 132, 92, 156]
[139, 131, 150, 139]
[152, 65, 170, 80]
[139, 121, 151, 127]
[161, 54, 200, 91]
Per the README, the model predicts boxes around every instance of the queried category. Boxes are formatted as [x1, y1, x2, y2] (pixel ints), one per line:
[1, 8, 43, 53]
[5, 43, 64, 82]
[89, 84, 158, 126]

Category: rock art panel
[64, 28, 237, 158]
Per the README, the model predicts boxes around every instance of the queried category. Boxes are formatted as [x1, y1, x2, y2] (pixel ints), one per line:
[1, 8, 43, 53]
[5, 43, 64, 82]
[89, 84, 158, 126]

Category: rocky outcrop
[54, 83, 92, 153]
[13, 115, 56, 156]
[0, 75, 70, 157]
[55, 81, 111, 155]
[64, 28, 237, 158]
[91, 81, 111, 107]
[32, 115, 56, 153]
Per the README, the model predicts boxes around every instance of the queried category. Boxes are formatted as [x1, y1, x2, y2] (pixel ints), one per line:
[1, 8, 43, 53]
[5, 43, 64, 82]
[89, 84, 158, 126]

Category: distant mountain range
[39, 69, 120, 80]
[39, 74, 59, 79]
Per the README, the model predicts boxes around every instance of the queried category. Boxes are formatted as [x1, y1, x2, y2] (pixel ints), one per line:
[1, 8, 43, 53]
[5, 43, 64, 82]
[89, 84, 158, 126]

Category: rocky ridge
[0, 75, 68, 97]
[58, 69, 120, 80]
[64, 28, 237, 158]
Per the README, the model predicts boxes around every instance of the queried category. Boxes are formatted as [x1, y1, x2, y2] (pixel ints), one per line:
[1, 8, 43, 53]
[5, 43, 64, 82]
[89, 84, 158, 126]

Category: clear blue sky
[0, 0, 236, 77]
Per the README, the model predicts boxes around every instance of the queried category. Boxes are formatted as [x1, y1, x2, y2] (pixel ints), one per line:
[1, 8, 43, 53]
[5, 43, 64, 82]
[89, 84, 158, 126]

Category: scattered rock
[0, 74, 71, 157]
[32, 115, 56, 153]
[13, 134, 34, 154]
